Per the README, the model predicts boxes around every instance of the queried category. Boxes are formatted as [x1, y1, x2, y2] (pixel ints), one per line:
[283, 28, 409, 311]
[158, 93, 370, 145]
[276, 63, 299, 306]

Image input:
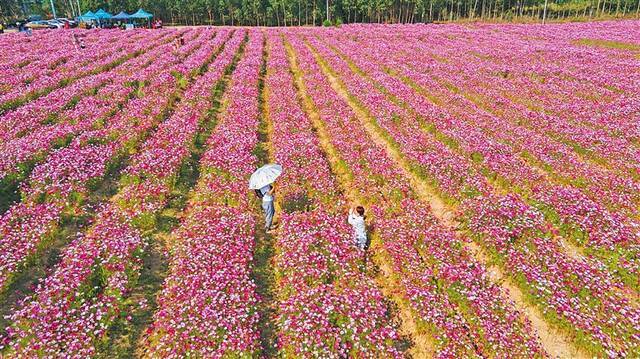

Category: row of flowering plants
[458, 33, 640, 180]
[308, 29, 639, 357]
[0, 28, 215, 295]
[343, 25, 640, 216]
[334, 26, 640, 289]
[141, 30, 263, 357]
[0, 30, 186, 219]
[0, 29, 186, 180]
[0, 29, 145, 90]
[412, 27, 640, 213]
[461, 194, 640, 356]
[265, 33, 402, 357]
[0, 205, 144, 357]
[115, 29, 241, 221]
[385, 22, 640, 179]
[287, 33, 547, 357]
[0, 29, 170, 113]
[0, 29, 235, 356]
[327, 25, 639, 267]
[0, 28, 201, 145]
[326, 29, 640, 290]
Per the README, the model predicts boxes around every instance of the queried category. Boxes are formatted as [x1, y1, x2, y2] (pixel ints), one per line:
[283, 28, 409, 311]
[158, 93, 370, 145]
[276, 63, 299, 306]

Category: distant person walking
[173, 36, 185, 54]
[72, 34, 85, 50]
[348, 206, 367, 250]
[0, 23, 4, 34]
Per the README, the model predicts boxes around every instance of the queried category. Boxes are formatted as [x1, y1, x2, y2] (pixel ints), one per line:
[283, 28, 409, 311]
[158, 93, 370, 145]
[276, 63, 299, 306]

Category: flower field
[0, 21, 638, 358]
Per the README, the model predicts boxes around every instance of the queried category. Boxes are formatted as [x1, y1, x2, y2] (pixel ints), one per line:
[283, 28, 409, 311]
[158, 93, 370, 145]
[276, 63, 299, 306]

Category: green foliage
[470, 151, 484, 163]
[132, 212, 157, 232]
[0, 171, 28, 213]
[2, 0, 638, 29]
[282, 191, 313, 212]
[251, 143, 270, 163]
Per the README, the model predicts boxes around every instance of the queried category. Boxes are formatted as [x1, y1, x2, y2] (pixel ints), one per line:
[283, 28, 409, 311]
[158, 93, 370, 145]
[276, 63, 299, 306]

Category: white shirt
[260, 185, 273, 202]
[348, 213, 367, 240]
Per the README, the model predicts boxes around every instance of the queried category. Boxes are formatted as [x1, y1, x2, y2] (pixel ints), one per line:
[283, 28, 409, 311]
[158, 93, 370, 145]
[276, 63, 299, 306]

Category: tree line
[1, 0, 639, 26]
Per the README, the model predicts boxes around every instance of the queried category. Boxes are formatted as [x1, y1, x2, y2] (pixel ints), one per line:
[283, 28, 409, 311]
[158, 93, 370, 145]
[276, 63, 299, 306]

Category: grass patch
[574, 38, 640, 51]
[98, 31, 245, 358]
[252, 35, 279, 357]
[0, 152, 125, 338]
[0, 218, 86, 338]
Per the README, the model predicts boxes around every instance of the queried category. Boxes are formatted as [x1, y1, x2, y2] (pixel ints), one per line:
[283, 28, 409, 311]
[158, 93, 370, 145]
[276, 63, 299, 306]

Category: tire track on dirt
[305, 39, 588, 359]
[253, 33, 279, 356]
[285, 39, 435, 359]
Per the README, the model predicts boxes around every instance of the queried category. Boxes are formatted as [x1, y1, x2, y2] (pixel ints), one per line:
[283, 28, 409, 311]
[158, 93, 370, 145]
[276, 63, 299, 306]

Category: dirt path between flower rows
[305, 41, 588, 359]
[252, 36, 280, 357]
[105, 34, 242, 358]
[390, 71, 596, 260]
[328, 41, 596, 266]
[374, 57, 640, 306]
[397, 69, 594, 264]
[285, 40, 436, 358]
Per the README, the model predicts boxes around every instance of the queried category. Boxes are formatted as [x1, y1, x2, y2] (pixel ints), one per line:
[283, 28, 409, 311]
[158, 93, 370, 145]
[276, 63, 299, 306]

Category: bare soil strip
[383, 66, 640, 302]
[306, 41, 588, 359]
[285, 40, 436, 358]
[326, 41, 595, 265]
[253, 35, 279, 356]
[96, 34, 243, 357]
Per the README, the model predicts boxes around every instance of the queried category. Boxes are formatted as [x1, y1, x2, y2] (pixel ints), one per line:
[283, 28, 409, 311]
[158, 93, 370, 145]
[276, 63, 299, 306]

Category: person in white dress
[348, 206, 367, 250]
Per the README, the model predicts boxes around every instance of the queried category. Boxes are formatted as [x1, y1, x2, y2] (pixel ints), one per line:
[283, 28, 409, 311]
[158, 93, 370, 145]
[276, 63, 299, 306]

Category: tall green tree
[1, 0, 638, 25]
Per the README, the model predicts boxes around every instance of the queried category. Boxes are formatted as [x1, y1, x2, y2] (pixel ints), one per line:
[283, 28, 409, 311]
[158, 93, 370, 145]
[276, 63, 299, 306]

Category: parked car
[54, 18, 78, 27]
[25, 20, 56, 29]
[45, 20, 64, 29]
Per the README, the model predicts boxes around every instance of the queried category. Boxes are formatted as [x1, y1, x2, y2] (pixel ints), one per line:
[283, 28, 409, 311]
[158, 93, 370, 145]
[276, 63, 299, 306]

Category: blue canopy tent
[77, 11, 98, 23]
[94, 9, 113, 19]
[130, 8, 153, 18]
[130, 9, 153, 27]
[93, 9, 112, 27]
[112, 11, 131, 20]
[111, 11, 132, 29]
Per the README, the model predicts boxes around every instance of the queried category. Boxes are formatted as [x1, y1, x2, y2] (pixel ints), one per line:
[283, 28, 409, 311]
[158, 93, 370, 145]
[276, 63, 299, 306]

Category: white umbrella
[248, 164, 282, 190]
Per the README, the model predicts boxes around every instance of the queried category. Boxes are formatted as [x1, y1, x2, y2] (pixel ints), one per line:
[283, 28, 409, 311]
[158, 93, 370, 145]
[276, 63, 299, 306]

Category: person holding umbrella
[259, 184, 275, 233]
[249, 164, 282, 233]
